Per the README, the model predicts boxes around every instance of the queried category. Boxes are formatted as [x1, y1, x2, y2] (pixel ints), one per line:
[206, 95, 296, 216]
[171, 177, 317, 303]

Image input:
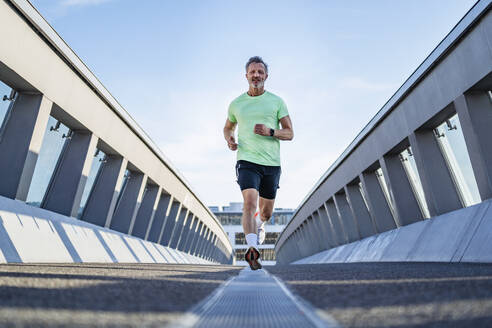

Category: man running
[223, 56, 294, 270]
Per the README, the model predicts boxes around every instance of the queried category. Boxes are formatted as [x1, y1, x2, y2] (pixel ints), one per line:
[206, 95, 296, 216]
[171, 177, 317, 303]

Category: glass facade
[400, 147, 430, 218]
[435, 115, 481, 207]
[0, 81, 14, 134]
[214, 211, 293, 226]
[77, 149, 105, 218]
[26, 117, 70, 207]
[235, 232, 278, 246]
[235, 248, 276, 261]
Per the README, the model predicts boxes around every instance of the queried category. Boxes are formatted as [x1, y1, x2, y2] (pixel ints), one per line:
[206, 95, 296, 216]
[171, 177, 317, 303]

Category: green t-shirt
[228, 91, 289, 166]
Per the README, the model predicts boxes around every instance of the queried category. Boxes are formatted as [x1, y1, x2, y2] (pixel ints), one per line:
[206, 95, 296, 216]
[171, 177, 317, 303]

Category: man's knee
[243, 195, 257, 215]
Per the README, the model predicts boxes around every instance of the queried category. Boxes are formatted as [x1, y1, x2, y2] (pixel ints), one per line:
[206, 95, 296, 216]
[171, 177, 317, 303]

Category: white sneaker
[255, 212, 266, 245]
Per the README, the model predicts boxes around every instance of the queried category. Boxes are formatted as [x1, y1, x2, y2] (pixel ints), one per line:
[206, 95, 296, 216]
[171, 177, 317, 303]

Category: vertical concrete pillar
[307, 215, 322, 253]
[179, 214, 193, 251]
[110, 172, 147, 234]
[409, 130, 462, 216]
[298, 225, 310, 257]
[333, 193, 359, 243]
[42, 131, 98, 217]
[81, 156, 127, 227]
[0, 93, 52, 200]
[345, 184, 377, 238]
[359, 171, 396, 232]
[207, 235, 217, 260]
[200, 229, 210, 258]
[311, 211, 326, 252]
[188, 221, 200, 256]
[454, 92, 492, 200]
[380, 155, 423, 226]
[146, 193, 172, 242]
[170, 209, 189, 249]
[191, 222, 204, 256]
[183, 216, 198, 253]
[195, 227, 207, 258]
[130, 184, 160, 239]
[324, 200, 347, 245]
[160, 201, 181, 246]
[293, 230, 303, 259]
[317, 207, 337, 248]
[206, 234, 216, 260]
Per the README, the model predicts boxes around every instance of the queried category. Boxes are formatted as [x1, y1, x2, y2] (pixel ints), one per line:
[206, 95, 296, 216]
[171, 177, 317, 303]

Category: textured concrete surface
[0, 263, 240, 327]
[268, 262, 492, 328]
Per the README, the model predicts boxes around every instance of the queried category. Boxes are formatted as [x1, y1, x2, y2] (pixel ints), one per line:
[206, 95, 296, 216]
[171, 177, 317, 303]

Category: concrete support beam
[295, 228, 304, 258]
[324, 200, 347, 245]
[81, 156, 127, 227]
[199, 229, 210, 258]
[311, 211, 325, 252]
[130, 184, 160, 239]
[299, 225, 311, 257]
[146, 193, 171, 242]
[309, 214, 324, 253]
[177, 213, 193, 251]
[333, 193, 360, 243]
[169, 208, 188, 249]
[359, 171, 397, 232]
[207, 235, 217, 260]
[183, 216, 198, 253]
[0, 93, 51, 200]
[190, 222, 204, 256]
[317, 207, 336, 249]
[409, 130, 462, 216]
[160, 201, 181, 246]
[205, 233, 215, 260]
[380, 154, 423, 226]
[345, 184, 377, 238]
[42, 131, 98, 217]
[110, 171, 147, 234]
[454, 91, 492, 200]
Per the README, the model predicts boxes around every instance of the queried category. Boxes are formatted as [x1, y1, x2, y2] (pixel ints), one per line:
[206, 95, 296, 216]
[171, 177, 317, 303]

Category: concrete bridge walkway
[1, 262, 492, 327]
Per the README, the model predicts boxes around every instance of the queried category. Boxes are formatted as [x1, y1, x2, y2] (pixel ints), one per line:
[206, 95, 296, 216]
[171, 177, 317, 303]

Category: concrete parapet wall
[0, 196, 212, 264]
[294, 199, 492, 264]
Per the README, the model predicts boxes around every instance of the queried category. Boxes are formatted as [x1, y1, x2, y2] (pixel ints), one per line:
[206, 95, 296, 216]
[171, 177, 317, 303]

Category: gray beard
[250, 81, 264, 89]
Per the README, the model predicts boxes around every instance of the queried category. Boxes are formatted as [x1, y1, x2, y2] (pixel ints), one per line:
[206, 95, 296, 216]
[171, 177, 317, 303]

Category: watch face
[270, 129, 274, 136]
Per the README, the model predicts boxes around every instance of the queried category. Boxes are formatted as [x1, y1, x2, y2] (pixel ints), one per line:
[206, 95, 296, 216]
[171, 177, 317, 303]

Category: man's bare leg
[242, 188, 262, 270]
[242, 188, 258, 236]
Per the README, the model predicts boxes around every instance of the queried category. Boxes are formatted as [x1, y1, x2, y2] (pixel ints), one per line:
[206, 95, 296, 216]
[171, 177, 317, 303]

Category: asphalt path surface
[1, 262, 492, 327]
[268, 262, 492, 328]
[0, 263, 241, 327]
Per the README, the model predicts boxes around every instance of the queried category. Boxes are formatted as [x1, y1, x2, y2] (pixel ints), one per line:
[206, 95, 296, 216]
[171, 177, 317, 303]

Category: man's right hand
[227, 135, 238, 151]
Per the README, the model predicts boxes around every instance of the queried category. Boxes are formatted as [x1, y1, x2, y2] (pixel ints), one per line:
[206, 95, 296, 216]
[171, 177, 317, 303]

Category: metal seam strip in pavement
[168, 268, 340, 328]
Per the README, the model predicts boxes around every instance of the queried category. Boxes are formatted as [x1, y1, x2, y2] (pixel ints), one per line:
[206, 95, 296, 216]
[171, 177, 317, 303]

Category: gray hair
[245, 56, 268, 74]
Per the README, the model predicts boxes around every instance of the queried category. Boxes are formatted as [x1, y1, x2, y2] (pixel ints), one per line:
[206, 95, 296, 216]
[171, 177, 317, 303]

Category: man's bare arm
[254, 115, 294, 141]
[223, 119, 238, 150]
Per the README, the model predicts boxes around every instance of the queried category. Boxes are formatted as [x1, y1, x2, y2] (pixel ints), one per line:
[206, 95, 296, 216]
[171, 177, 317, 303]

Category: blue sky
[30, 0, 476, 209]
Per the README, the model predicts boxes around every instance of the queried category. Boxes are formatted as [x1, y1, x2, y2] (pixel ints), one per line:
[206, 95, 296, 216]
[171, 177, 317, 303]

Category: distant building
[210, 202, 294, 265]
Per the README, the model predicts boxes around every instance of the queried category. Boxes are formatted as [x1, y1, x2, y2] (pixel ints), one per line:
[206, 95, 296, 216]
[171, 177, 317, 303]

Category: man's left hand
[254, 124, 270, 136]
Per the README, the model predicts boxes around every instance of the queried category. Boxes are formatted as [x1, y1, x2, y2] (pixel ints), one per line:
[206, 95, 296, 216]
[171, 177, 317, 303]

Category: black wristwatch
[269, 128, 275, 137]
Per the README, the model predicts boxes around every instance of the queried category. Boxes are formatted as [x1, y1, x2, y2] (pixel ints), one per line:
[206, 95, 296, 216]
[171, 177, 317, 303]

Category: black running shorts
[235, 160, 281, 199]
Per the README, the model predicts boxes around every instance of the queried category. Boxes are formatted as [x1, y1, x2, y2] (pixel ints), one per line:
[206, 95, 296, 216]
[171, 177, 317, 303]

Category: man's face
[246, 62, 268, 89]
